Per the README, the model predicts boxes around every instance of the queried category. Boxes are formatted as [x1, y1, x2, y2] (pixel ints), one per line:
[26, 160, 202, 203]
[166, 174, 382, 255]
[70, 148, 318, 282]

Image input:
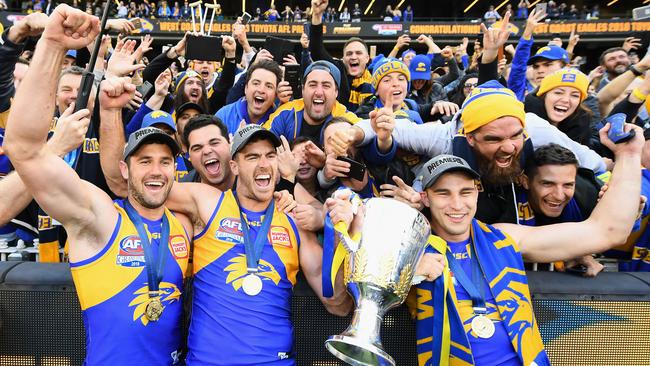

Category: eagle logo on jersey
[224, 254, 281, 292]
[129, 282, 181, 326]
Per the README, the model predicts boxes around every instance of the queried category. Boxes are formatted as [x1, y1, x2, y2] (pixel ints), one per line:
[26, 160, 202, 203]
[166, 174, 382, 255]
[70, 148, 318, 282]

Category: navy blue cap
[142, 110, 177, 132]
[527, 45, 570, 65]
[303, 60, 341, 89]
[409, 55, 431, 81]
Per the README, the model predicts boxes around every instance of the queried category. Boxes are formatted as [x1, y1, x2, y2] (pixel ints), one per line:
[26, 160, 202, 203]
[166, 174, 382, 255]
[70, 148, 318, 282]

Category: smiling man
[263, 60, 360, 143]
[216, 59, 283, 134]
[343, 80, 607, 224]
[4, 6, 192, 365]
[309, 0, 374, 110]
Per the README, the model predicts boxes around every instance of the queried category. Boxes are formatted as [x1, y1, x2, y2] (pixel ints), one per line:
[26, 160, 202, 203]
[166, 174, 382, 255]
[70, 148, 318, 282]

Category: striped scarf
[419, 220, 550, 366]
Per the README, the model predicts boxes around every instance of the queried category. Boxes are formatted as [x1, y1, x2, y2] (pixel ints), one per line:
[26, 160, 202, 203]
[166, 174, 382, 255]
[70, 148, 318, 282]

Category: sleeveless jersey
[70, 201, 190, 365]
[186, 190, 301, 366]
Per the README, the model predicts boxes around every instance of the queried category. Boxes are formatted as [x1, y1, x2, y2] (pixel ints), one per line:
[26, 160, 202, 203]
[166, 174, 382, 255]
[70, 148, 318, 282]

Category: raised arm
[3, 5, 116, 246]
[497, 123, 644, 262]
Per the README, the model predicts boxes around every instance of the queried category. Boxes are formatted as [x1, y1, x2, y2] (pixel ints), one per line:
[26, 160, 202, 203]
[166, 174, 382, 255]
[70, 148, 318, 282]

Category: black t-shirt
[300, 118, 323, 144]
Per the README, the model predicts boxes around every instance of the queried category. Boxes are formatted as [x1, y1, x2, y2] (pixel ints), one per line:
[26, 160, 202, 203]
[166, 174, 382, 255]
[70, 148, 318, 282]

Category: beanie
[303, 60, 341, 89]
[371, 58, 411, 90]
[536, 68, 589, 103]
[461, 80, 526, 134]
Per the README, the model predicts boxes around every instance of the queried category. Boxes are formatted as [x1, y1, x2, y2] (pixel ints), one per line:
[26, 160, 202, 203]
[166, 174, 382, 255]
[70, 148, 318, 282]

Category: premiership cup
[325, 198, 430, 366]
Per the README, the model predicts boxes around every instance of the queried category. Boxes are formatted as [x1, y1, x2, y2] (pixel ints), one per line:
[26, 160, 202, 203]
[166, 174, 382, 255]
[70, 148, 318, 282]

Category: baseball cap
[419, 155, 480, 189]
[65, 50, 77, 59]
[230, 124, 281, 156]
[176, 102, 205, 117]
[142, 110, 177, 132]
[409, 55, 431, 81]
[303, 60, 341, 89]
[123, 127, 181, 160]
[527, 45, 570, 65]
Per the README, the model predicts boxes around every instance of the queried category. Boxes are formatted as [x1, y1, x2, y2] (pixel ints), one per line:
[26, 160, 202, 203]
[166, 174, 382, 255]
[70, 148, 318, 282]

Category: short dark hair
[524, 143, 578, 178]
[245, 59, 283, 86]
[343, 37, 368, 53]
[599, 47, 627, 65]
[182, 114, 229, 148]
[290, 135, 317, 150]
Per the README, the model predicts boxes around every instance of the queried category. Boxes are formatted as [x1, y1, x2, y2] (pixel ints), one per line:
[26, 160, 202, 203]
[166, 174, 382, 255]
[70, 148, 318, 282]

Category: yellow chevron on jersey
[193, 190, 300, 286]
[70, 203, 189, 311]
[224, 254, 282, 291]
[129, 281, 182, 326]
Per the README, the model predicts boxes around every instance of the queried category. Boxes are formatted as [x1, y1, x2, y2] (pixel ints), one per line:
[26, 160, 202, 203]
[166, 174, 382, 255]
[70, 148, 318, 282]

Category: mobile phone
[186, 34, 223, 61]
[565, 265, 588, 276]
[264, 36, 294, 62]
[337, 156, 366, 182]
[303, 22, 311, 37]
[535, 2, 547, 15]
[137, 81, 154, 97]
[131, 18, 143, 29]
[241, 12, 252, 25]
[284, 64, 301, 99]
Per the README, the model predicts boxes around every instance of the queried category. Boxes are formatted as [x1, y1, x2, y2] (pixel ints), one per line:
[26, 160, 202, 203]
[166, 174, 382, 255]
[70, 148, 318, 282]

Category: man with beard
[263, 60, 360, 143]
[4, 6, 192, 364]
[139, 124, 351, 365]
[337, 80, 606, 223]
[216, 59, 283, 133]
[329, 123, 643, 365]
[309, 0, 374, 110]
[598, 47, 631, 91]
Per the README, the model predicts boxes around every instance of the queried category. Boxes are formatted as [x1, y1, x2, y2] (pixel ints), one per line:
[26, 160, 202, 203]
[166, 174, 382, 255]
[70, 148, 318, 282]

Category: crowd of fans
[0, 0, 648, 364]
[7, 0, 612, 22]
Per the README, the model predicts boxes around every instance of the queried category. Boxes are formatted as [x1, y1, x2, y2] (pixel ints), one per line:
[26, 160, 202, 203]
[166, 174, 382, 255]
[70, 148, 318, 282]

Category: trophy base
[325, 335, 395, 366]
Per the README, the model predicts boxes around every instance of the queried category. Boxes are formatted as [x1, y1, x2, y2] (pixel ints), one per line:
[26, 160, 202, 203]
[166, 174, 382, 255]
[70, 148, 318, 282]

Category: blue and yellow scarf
[420, 220, 550, 366]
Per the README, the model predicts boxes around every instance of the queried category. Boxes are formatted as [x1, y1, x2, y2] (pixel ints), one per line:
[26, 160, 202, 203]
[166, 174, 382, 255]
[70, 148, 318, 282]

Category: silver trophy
[325, 198, 431, 366]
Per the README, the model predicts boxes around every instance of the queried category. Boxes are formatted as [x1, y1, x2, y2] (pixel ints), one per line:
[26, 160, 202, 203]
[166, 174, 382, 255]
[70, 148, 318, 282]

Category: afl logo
[216, 218, 244, 244]
[116, 235, 146, 267]
[219, 218, 243, 234]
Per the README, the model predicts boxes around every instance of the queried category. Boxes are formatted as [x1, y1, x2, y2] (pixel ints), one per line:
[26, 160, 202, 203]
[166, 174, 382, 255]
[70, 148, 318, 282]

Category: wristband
[629, 65, 643, 77]
[276, 178, 296, 196]
[225, 57, 236, 63]
[631, 87, 648, 102]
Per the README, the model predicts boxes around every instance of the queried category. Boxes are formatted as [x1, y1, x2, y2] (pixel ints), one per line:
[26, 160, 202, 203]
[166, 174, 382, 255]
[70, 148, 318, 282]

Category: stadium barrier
[0, 262, 648, 365]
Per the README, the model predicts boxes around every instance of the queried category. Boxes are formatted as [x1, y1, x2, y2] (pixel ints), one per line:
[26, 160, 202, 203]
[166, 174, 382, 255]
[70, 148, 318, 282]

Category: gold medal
[242, 273, 263, 296]
[145, 297, 164, 321]
[471, 314, 495, 339]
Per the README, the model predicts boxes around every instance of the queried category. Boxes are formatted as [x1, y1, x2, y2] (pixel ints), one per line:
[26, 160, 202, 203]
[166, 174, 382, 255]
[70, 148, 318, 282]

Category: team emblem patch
[117, 235, 146, 267]
[216, 217, 244, 244]
[268, 226, 292, 248]
[170, 235, 188, 258]
[561, 73, 577, 83]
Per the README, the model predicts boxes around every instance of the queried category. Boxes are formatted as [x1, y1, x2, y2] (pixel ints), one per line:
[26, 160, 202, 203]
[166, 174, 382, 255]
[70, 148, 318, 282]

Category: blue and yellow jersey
[216, 97, 276, 134]
[609, 169, 650, 271]
[70, 201, 190, 365]
[262, 98, 360, 141]
[186, 190, 301, 366]
[175, 154, 190, 182]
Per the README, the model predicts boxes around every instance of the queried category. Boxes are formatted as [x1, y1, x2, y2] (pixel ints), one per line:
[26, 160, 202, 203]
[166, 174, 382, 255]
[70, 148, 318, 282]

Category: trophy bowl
[325, 198, 430, 366]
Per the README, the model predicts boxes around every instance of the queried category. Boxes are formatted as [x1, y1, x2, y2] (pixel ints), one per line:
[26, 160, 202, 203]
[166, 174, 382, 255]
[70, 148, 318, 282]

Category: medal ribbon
[123, 200, 170, 299]
[234, 194, 275, 273]
[445, 241, 486, 315]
